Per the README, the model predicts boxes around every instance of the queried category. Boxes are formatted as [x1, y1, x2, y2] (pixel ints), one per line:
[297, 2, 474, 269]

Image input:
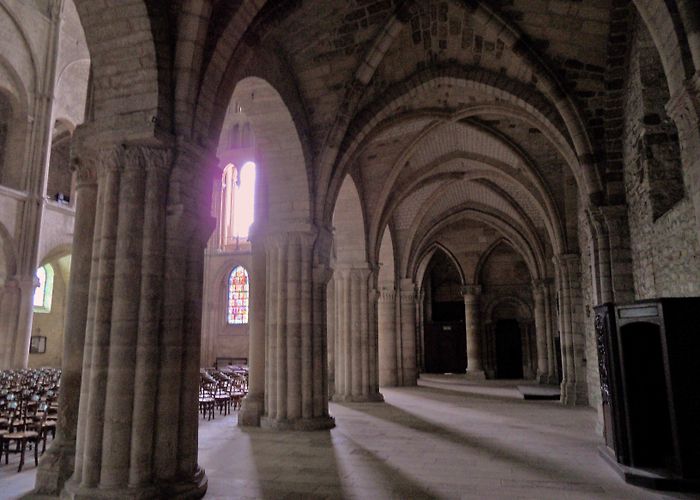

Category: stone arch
[414, 243, 466, 290]
[71, 0, 164, 130]
[474, 238, 516, 286]
[46, 121, 74, 201]
[53, 58, 90, 128]
[0, 55, 31, 190]
[319, 0, 601, 224]
[333, 175, 367, 266]
[38, 244, 72, 267]
[213, 75, 312, 231]
[632, 0, 695, 98]
[376, 224, 397, 290]
[370, 149, 565, 262]
[407, 207, 544, 285]
[402, 176, 547, 280]
[485, 295, 533, 323]
[326, 70, 599, 229]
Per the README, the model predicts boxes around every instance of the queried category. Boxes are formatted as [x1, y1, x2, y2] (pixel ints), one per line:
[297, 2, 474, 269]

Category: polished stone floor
[1, 376, 690, 499]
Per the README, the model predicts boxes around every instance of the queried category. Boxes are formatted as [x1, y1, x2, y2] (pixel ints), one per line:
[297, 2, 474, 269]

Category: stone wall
[623, 16, 700, 299]
[29, 257, 69, 368]
[577, 207, 602, 417]
[201, 251, 252, 366]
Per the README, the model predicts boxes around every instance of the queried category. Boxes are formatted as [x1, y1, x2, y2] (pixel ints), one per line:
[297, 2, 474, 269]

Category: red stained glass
[227, 266, 249, 324]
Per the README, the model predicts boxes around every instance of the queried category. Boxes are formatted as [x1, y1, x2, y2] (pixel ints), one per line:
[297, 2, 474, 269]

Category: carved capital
[461, 284, 482, 297]
[378, 288, 396, 302]
[71, 155, 97, 187]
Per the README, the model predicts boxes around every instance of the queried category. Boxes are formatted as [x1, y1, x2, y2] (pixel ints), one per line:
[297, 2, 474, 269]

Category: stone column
[531, 280, 549, 383]
[6, 2, 63, 370]
[332, 267, 382, 402]
[543, 280, 558, 384]
[416, 289, 425, 372]
[462, 285, 485, 379]
[0, 281, 21, 368]
[399, 279, 417, 385]
[553, 254, 585, 405]
[262, 231, 334, 430]
[378, 288, 397, 386]
[34, 158, 98, 495]
[326, 275, 335, 399]
[239, 231, 266, 426]
[63, 143, 208, 499]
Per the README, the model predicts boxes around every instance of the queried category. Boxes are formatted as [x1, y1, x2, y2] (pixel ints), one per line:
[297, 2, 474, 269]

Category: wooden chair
[3, 404, 40, 472]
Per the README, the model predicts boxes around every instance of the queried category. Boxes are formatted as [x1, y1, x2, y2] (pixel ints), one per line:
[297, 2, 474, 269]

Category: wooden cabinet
[597, 298, 700, 486]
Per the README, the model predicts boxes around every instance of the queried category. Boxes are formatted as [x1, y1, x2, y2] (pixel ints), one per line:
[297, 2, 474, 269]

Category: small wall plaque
[30, 336, 47, 354]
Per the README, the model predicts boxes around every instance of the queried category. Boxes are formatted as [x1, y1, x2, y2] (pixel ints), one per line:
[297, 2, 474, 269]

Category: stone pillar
[239, 232, 266, 426]
[553, 254, 586, 405]
[332, 267, 382, 402]
[34, 158, 98, 495]
[399, 279, 417, 386]
[416, 289, 425, 372]
[378, 288, 397, 386]
[5, 1, 64, 370]
[543, 280, 557, 384]
[63, 143, 208, 499]
[326, 276, 335, 399]
[590, 205, 634, 305]
[262, 231, 334, 430]
[531, 280, 549, 383]
[462, 285, 485, 379]
[0, 281, 21, 368]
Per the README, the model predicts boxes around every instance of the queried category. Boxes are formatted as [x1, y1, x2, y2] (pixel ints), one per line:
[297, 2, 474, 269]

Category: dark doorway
[425, 318, 466, 373]
[620, 322, 673, 469]
[495, 319, 523, 379]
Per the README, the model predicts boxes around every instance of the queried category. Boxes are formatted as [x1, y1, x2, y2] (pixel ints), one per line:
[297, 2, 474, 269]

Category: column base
[31, 437, 74, 497]
[465, 369, 486, 380]
[238, 395, 263, 427]
[560, 381, 577, 406]
[260, 415, 335, 431]
[331, 392, 384, 403]
[61, 466, 207, 500]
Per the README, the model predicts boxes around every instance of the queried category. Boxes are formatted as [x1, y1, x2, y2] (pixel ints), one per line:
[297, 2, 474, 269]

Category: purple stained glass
[227, 266, 249, 324]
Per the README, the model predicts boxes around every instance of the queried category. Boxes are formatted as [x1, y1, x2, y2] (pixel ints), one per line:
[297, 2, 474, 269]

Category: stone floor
[1, 376, 693, 499]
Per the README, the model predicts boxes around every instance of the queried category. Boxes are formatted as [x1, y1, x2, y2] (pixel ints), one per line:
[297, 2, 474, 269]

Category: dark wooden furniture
[594, 303, 628, 464]
[596, 298, 700, 491]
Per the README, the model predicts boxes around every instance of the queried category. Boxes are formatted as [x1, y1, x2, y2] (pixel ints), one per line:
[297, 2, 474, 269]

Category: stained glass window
[227, 265, 249, 324]
[33, 264, 54, 313]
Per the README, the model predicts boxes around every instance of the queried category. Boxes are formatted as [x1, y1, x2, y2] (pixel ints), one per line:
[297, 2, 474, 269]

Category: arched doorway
[421, 248, 466, 374]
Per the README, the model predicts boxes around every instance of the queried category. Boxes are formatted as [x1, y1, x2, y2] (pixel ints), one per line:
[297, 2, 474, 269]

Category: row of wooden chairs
[0, 368, 60, 472]
[199, 367, 248, 420]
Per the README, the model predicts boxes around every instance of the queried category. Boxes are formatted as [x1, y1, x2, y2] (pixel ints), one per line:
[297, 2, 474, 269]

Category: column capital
[461, 284, 482, 297]
[378, 288, 396, 302]
[399, 279, 416, 301]
[531, 280, 546, 298]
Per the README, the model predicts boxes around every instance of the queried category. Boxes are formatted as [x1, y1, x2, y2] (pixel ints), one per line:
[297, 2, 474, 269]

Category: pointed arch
[377, 225, 395, 289]
[414, 243, 466, 290]
[333, 175, 368, 266]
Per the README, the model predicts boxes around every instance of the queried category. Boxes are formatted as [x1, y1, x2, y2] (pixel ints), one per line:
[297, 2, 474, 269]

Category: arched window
[233, 162, 255, 238]
[227, 266, 249, 324]
[220, 161, 256, 247]
[33, 264, 54, 313]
